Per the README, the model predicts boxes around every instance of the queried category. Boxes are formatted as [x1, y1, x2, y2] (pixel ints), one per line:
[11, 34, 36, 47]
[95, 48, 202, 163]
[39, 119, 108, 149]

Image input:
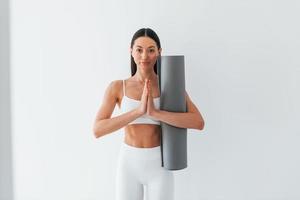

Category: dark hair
[130, 28, 161, 76]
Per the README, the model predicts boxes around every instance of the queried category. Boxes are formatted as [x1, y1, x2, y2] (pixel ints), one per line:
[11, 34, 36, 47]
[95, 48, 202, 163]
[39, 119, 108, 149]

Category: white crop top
[120, 80, 161, 125]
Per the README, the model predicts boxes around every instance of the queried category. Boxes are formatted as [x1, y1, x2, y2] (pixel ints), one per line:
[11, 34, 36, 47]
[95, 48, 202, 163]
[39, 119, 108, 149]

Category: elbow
[196, 119, 205, 131]
[93, 127, 101, 139]
[93, 123, 105, 139]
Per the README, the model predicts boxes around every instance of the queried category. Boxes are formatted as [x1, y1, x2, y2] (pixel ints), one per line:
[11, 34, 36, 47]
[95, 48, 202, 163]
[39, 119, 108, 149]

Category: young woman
[93, 28, 205, 200]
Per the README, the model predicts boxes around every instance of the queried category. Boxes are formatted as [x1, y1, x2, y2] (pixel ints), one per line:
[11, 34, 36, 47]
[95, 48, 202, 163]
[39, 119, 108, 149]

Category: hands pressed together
[136, 79, 158, 117]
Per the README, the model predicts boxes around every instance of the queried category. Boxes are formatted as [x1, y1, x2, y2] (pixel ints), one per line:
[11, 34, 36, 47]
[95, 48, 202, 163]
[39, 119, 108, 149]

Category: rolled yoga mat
[157, 55, 187, 170]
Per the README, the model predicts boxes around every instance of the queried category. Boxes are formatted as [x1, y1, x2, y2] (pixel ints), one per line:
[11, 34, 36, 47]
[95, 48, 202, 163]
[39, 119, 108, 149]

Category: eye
[136, 48, 142, 53]
[149, 49, 155, 53]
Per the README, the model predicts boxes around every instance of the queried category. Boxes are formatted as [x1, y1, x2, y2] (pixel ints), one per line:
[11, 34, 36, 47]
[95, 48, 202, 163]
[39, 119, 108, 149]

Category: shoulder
[108, 79, 122, 88]
[106, 80, 123, 94]
[106, 79, 128, 101]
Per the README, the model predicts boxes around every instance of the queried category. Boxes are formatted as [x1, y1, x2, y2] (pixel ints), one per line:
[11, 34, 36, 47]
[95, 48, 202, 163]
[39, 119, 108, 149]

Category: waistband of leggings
[120, 142, 161, 159]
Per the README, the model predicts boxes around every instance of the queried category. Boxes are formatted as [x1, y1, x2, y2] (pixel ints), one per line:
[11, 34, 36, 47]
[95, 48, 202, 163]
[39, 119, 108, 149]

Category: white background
[6, 0, 300, 199]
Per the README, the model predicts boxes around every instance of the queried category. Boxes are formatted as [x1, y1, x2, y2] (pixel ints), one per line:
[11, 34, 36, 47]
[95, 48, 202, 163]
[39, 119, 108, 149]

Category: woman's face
[131, 36, 161, 72]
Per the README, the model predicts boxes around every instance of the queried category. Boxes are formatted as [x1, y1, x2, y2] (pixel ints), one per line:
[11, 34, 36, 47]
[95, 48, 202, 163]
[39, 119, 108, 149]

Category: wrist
[150, 109, 159, 119]
[134, 108, 144, 117]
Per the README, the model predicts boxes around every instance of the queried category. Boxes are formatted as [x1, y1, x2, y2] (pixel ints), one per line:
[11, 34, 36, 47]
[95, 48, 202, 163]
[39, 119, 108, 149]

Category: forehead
[133, 36, 157, 48]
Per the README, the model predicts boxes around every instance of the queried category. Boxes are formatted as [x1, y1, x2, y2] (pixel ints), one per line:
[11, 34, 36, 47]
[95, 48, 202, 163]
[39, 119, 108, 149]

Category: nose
[141, 51, 148, 59]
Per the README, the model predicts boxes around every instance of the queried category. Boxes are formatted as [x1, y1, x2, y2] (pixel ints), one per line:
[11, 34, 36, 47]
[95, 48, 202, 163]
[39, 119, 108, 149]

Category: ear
[158, 48, 162, 55]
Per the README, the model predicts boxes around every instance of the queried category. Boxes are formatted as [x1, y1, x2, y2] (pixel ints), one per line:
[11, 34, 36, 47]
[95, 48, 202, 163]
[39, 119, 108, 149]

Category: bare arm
[93, 80, 148, 138]
[151, 92, 205, 130]
[93, 81, 137, 138]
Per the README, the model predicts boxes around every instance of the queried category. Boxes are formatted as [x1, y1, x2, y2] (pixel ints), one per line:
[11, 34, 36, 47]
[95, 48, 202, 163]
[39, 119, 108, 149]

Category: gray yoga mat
[157, 55, 187, 170]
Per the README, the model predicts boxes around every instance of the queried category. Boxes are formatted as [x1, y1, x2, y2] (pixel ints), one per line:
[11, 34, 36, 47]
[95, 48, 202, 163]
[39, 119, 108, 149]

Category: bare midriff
[124, 124, 161, 148]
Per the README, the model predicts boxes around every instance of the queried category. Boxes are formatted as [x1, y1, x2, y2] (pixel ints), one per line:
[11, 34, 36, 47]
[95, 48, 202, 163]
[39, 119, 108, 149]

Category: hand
[136, 79, 148, 116]
[146, 80, 158, 117]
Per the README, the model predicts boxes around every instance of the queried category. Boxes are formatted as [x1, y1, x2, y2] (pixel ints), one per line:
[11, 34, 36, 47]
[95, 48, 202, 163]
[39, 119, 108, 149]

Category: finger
[142, 80, 148, 96]
[143, 79, 148, 90]
[148, 80, 152, 97]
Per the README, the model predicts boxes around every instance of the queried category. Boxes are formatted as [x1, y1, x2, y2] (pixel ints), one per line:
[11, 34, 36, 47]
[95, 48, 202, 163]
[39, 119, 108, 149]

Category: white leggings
[116, 142, 174, 200]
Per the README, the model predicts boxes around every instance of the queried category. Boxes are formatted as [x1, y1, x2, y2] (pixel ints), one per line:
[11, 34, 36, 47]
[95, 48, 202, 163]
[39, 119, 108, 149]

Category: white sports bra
[120, 80, 161, 125]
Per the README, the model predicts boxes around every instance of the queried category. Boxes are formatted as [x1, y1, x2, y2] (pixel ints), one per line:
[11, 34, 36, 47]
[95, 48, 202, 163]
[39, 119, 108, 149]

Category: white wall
[9, 0, 300, 200]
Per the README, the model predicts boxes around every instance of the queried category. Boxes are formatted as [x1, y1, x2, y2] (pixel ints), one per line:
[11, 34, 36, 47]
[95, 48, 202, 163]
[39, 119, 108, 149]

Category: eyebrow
[136, 45, 156, 49]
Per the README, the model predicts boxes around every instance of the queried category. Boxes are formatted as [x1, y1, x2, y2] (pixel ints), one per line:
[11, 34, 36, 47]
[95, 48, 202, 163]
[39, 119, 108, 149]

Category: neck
[134, 70, 157, 83]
